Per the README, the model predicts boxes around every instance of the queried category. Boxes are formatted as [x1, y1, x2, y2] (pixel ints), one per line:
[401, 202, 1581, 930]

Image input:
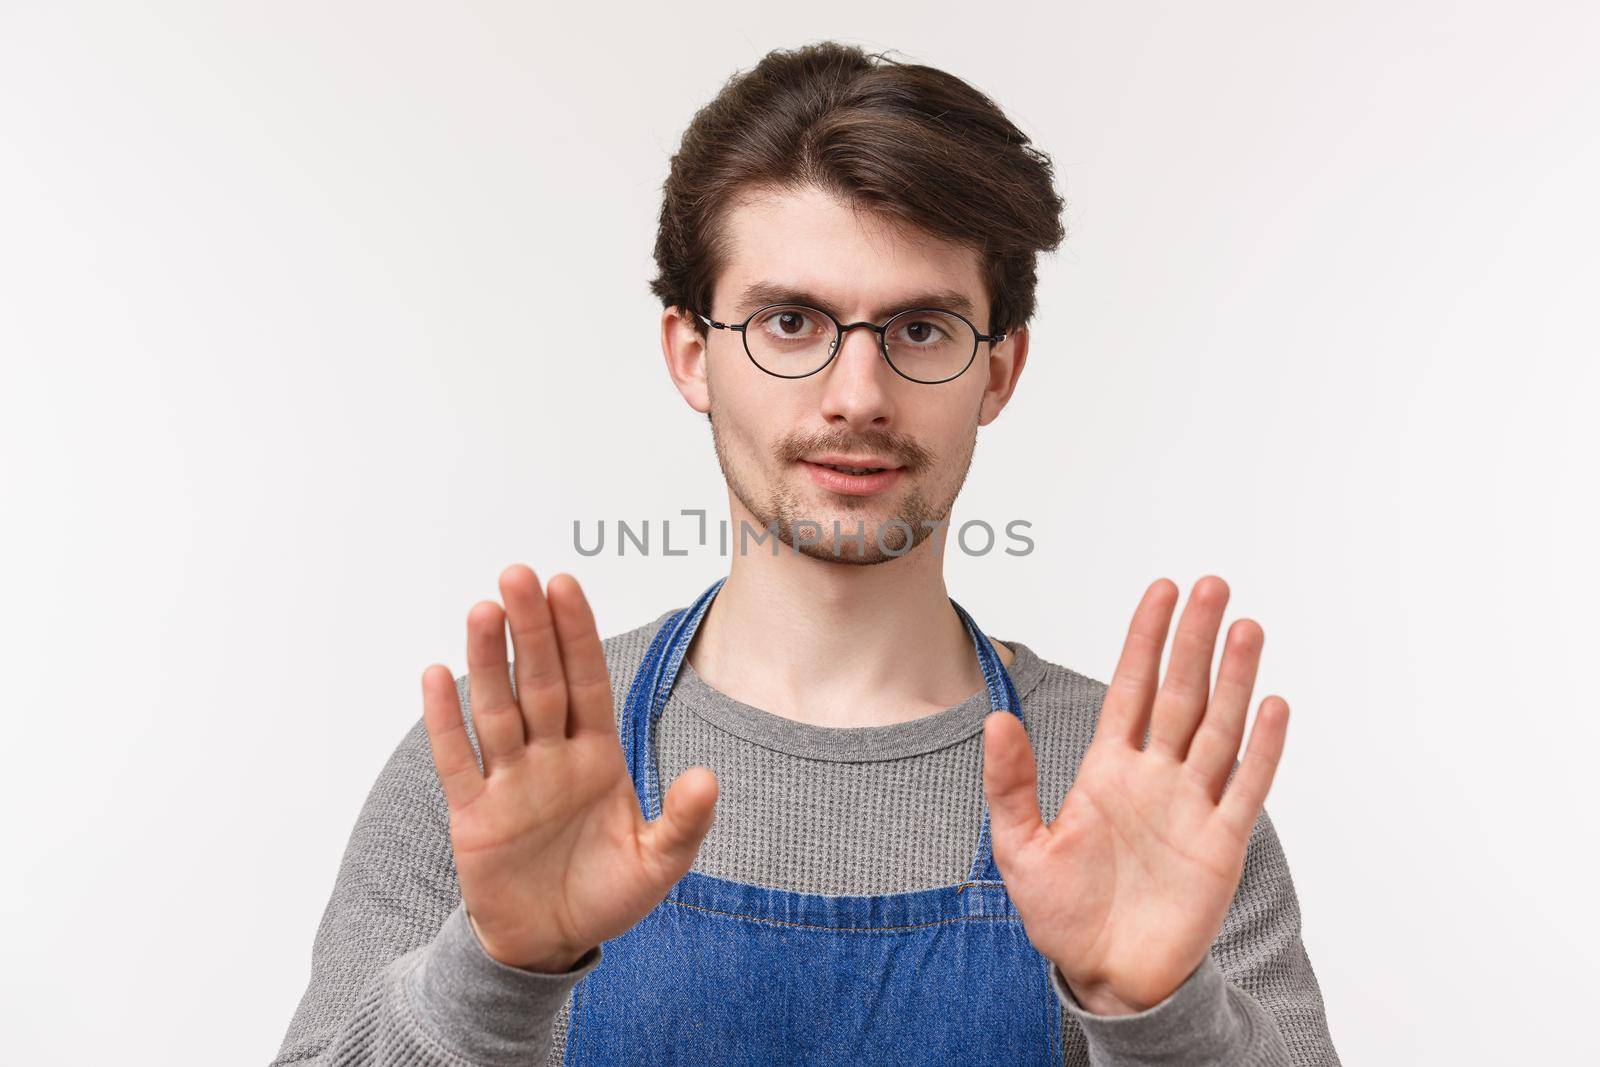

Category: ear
[978, 324, 1029, 426]
[662, 306, 712, 414]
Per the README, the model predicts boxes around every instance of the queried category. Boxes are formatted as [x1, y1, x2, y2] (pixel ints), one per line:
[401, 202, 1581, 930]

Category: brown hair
[649, 41, 1068, 337]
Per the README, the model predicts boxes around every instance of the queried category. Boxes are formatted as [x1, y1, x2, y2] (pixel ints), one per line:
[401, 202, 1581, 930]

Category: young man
[274, 42, 1339, 1065]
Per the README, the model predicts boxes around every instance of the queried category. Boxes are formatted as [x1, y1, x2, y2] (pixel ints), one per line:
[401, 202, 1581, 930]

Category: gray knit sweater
[272, 607, 1339, 1065]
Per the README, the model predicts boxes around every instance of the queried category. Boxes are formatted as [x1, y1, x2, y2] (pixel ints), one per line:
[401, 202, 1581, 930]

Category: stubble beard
[706, 399, 979, 566]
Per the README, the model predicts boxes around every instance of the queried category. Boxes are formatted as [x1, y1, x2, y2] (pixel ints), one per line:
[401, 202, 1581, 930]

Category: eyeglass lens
[743, 305, 977, 382]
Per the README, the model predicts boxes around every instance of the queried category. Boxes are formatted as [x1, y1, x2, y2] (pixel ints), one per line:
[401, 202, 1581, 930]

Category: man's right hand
[420, 565, 720, 973]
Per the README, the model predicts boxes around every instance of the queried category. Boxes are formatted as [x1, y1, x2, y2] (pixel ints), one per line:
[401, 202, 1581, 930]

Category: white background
[3, 2, 1596, 1063]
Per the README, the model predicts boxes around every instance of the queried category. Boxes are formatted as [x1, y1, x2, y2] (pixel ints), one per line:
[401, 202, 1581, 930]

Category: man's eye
[759, 309, 818, 338]
[898, 319, 948, 344]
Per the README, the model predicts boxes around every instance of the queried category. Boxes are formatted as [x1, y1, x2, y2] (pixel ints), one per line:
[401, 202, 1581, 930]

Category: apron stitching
[664, 898, 1022, 933]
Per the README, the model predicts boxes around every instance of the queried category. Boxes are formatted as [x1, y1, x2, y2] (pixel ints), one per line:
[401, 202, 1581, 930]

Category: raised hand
[981, 576, 1290, 1015]
[420, 566, 720, 973]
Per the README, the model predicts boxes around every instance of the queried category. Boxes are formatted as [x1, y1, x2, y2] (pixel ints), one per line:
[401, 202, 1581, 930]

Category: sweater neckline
[666, 636, 1049, 764]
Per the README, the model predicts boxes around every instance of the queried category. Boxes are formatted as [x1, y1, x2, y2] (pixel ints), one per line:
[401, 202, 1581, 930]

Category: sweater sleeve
[1048, 809, 1340, 1066]
[269, 706, 600, 1066]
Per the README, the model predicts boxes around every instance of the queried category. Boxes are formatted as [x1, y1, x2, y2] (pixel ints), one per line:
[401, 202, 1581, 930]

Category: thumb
[641, 765, 719, 881]
[982, 712, 1044, 852]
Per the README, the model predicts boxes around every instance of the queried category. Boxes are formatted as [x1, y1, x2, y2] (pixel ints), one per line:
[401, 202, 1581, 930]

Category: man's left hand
[981, 575, 1291, 1016]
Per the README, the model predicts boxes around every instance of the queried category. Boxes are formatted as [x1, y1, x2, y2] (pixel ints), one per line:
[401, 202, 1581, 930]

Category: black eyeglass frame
[694, 303, 1008, 385]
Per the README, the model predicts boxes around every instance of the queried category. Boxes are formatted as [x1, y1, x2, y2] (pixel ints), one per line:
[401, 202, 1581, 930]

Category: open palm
[421, 566, 719, 973]
[982, 576, 1290, 1014]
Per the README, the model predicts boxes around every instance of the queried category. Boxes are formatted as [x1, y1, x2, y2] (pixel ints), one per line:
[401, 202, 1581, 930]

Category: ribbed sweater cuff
[1051, 955, 1253, 1064]
[402, 902, 602, 1064]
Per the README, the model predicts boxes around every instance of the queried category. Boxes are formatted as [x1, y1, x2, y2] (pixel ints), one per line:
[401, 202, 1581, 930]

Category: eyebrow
[733, 281, 977, 322]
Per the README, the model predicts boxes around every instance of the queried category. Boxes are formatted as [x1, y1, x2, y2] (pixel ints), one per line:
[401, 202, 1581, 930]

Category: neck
[685, 500, 1014, 728]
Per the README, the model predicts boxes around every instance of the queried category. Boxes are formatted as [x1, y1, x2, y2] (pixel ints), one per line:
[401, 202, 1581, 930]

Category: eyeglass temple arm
[693, 311, 741, 332]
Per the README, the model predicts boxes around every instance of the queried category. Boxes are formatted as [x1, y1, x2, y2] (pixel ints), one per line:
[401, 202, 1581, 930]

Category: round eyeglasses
[695, 303, 1006, 384]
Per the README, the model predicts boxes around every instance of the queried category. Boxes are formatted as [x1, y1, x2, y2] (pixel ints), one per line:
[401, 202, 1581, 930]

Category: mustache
[776, 430, 933, 472]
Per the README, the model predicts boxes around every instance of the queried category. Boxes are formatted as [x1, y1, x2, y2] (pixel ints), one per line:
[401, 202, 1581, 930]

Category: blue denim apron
[563, 577, 1064, 1065]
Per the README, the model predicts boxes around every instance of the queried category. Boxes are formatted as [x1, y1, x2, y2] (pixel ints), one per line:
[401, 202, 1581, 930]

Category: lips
[803, 454, 903, 474]
[798, 459, 905, 496]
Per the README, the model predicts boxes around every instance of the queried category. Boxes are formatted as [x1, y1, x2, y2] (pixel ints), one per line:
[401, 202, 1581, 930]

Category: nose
[817, 324, 896, 430]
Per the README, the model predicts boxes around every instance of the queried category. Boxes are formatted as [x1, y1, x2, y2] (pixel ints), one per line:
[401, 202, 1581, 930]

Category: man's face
[664, 183, 1026, 565]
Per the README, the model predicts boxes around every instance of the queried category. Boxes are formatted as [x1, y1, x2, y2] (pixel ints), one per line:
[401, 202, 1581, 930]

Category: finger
[981, 712, 1046, 854]
[547, 574, 616, 739]
[466, 599, 527, 771]
[1147, 576, 1230, 760]
[1218, 697, 1290, 834]
[421, 663, 485, 810]
[499, 564, 569, 744]
[1185, 618, 1264, 800]
[640, 765, 719, 884]
[1093, 579, 1179, 750]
